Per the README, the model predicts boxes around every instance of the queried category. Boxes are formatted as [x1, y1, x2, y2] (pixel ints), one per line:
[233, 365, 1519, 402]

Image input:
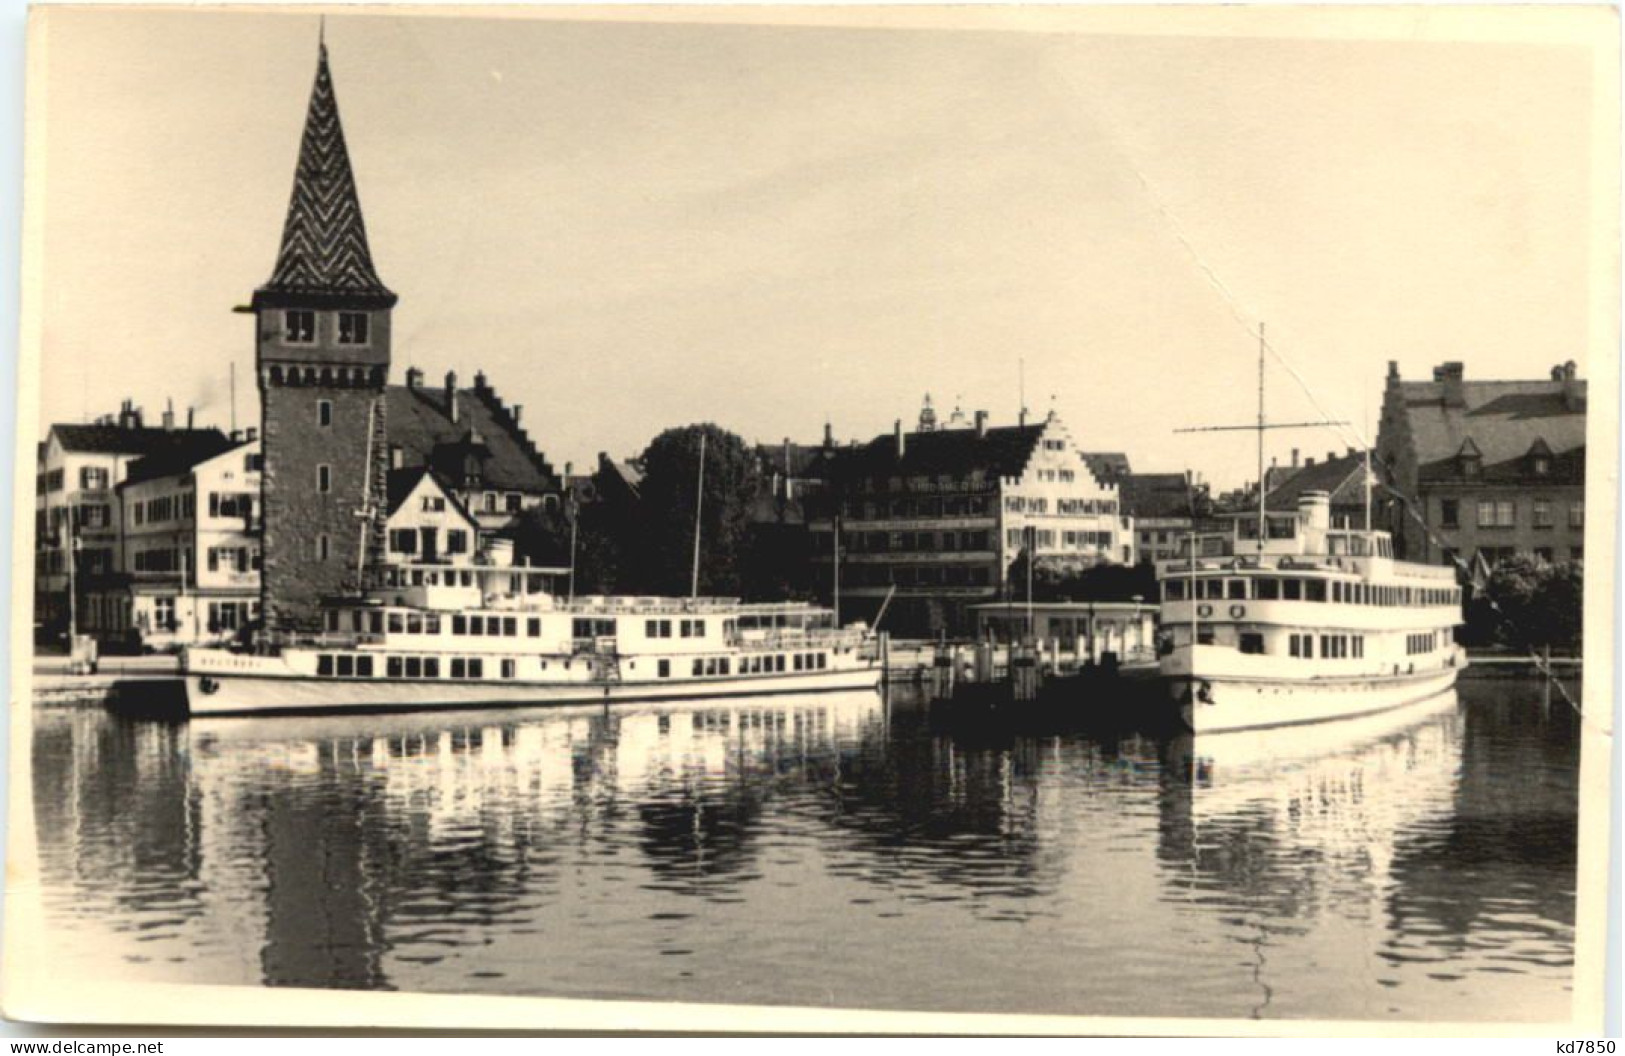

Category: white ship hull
[1163, 644, 1465, 734]
[185, 653, 883, 718]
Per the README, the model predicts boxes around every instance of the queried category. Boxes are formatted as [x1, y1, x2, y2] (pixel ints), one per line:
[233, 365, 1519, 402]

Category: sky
[29, 7, 1609, 489]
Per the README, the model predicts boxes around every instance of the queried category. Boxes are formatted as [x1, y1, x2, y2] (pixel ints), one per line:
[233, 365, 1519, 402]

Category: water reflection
[30, 680, 1578, 1019]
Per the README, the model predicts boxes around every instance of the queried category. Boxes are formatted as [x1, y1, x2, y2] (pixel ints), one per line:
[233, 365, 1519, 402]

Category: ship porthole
[1196, 604, 1213, 619]
[1229, 604, 1246, 619]
[199, 676, 219, 695]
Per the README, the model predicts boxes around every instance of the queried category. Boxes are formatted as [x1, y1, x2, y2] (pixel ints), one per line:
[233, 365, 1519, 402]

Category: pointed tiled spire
[255, 40, 396, 308]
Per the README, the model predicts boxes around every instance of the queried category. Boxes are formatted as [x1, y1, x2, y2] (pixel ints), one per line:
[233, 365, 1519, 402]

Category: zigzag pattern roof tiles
[258, 43, 394, 305]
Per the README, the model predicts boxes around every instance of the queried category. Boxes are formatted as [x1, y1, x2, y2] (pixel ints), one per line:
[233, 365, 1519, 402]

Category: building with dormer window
[1375, 360, 1586, 570]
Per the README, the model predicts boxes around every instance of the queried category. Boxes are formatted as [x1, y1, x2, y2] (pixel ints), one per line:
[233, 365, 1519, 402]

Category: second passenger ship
[1158, 489, 1465, 734]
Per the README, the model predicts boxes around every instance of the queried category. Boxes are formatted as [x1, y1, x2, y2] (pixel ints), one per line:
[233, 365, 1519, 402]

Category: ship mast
[1256, 323, 1266, 555]
[1174, 323, 1347, 553]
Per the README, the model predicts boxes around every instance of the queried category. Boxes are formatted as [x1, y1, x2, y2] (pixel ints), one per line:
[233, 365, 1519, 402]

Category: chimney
[974, 410, 988, 437]
[406, 367, 423, 390]
[445, 371, 459, 423]
[1561, 361, 1583, 410]
[894, 419, 906, 459]
[1326, 450, 1336, 464]
[823, 420, 834, 448]
[162, 398, 175, 432]
[1388, 360, 1400, 381]
[388, 444, 404, 471]
[1019, 407, 1027, 428]
[230, 429, 242, 443]
[246, 427, 258, 442]
[187, 407, 195, 430]
[512, 404, 522, 425]
[1305, 456, 1315, 467]
[1432, 361, 1466, 407]
[564, 461, 573, 479]
[474, 370, 488, 393]
[1291, 448, 1299, 468]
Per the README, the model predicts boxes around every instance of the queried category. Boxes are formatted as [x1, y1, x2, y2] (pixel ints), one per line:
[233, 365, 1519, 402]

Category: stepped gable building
[807, 400, 1127, 637]
[387, 367, 562, 535]
[1376, 360, 1586, 569]
[252, 40, 395, 632]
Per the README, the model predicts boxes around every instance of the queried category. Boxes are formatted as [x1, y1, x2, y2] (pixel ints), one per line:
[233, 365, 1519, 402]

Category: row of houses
[33, 37, 1589, 650]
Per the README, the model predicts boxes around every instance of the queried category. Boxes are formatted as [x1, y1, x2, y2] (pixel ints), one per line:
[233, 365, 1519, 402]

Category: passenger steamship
[1158, 489, 1465, 734]
[182, 548, 884, 718]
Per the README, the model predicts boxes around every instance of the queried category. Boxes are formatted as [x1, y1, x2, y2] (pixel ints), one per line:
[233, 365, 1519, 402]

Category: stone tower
[253, 40, 394, 633]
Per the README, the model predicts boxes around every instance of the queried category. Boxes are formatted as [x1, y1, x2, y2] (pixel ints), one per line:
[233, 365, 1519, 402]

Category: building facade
[33, 403, 227, 643]
[107, 439, 264, 649]
[807, 405, 1126, 638]
[1375, 360, 1586, 570]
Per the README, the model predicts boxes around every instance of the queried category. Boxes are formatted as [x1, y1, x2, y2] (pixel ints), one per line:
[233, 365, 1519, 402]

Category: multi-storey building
[387, 367, 563, 536]
[106, 438, 263, 649]
[807, 405, 1126, 637]
[1376, 360, 1586, 569]
[1118, 472, 1201, 565]
[33, 401, 227, 643]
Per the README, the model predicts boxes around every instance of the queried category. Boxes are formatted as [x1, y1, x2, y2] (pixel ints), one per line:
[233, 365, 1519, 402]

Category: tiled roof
[1118, 473, 1194, 519]
[1399, 377, 1586, 484]
[1265, 452, 1369, 511]
[53, 423, 227, 459]
[254, 43, 394, 309]
[120, 433, 242, 487]
[1080, 451, 1131, 485]
[386, 382, 558, 494]
[828, 424, 1044, 482]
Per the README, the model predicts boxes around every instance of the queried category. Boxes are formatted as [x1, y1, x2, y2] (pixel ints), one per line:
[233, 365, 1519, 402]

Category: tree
[510, 498, 627, 596]
[632, 424, 762, 596]
[1003, 553, 1159, 603]
[1464, 554, 1584, 653]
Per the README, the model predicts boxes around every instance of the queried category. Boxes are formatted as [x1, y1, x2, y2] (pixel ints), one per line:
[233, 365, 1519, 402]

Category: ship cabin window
[1239, 633, 1264, 655]
[1256, 578, 1280, 600]
[1164, 580, 1186, 601]
[794, 654, 804, 671]
[1197, 628, 1215, 645]
[1227, 579, 1247, 600]
[318, 655, 334, 676]
[451, 658, 464, 678]
[325, 611, 340, 632]
[1288, 633, 1313, 658]
[452, 615, 466, 635]
[816, 652, 828, 669]
[776, 655, 787, 672]
[503, 617, 517, 637]
[469, 616, 484, 636]
[573, 618, 616, 639]
[468, 659, 484, 679]
[502, 659, 516, 679]
[405, 657, 422, 678]
[1283, 579, 1302, 601]
[336, 655, 354, 677]
[658, 659, 670, 678]
[692, 658, 704, 676]
[679, 618, 707, 638]
[387, 657, 402, 678]
[1201, 579, 1224, 600]
[1306, 580, 1327, 603]
[357, 656, 373, 677]
[528, 618, 541, 637]
[646, 619, 673, 638]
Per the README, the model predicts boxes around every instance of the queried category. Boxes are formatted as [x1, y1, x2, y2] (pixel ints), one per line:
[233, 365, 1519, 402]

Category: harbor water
[25, 675, 1579, 1022]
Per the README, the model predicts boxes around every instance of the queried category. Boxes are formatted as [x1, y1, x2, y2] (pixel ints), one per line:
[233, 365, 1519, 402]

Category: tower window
[337, 312, 370, 346]
[283, 310, 315, 344]
[317, 399, 332, 427]
[316, 533, 330, 561]
[317, 464, 332, 493]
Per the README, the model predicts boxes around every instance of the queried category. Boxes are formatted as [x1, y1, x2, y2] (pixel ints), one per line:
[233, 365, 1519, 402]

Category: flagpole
[690, 432, 706, 599]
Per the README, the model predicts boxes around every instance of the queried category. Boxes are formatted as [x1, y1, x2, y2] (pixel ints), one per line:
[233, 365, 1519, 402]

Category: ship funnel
[1298, 490, 1331, 551]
